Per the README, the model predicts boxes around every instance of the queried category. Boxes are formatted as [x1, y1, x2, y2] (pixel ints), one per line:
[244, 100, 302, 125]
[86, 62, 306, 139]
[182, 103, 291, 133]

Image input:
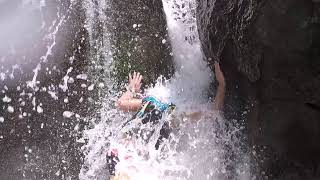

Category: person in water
[107, 62, 226, 179]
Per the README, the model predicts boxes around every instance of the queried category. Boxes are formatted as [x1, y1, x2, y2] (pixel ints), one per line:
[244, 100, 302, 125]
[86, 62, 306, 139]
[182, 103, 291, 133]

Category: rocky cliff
[197, 0, 320, 178]
[110, 0, 174, 84]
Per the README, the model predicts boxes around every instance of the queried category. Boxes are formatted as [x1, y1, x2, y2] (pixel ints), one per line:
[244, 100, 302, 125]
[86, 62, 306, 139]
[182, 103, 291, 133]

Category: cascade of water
[161, 1, 252, 180]
[78, 0, 252, 179]
[79, 1, 117, 180]
[162, 0, 212, 107]
[78, 0, 184, 178]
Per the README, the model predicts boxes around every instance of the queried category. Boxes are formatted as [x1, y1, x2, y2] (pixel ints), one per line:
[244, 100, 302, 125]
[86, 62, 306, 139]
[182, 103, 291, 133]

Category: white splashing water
[26, 14, 66, 91]
[79, 1, 116, 179]
[162, 0, 212, 109]
[162, 1, 252, 180]
[79, 0, 252, 180]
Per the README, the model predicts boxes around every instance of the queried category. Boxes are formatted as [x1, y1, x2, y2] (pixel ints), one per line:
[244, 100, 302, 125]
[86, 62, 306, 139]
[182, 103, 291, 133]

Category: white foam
[63, 111, 74, 118]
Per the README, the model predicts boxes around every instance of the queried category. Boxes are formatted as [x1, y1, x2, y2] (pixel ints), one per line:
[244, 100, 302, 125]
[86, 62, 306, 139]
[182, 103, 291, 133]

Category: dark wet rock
[197, 0, 320, 178]
[0, 1, 91, 179]
[110, 0, 174, 85]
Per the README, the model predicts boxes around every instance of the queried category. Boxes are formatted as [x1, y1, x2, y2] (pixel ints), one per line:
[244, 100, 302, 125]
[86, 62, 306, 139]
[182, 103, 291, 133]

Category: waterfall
[162, 0, 212, 106]
[161, 0, 252, 180]
[77, 0, 252, 179]
[79, 0, 117, 180]
[3, 0, 312, 179]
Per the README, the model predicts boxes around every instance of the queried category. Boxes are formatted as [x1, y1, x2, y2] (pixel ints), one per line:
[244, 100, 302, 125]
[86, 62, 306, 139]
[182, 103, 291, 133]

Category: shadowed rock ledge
[197, 0, 320, 178]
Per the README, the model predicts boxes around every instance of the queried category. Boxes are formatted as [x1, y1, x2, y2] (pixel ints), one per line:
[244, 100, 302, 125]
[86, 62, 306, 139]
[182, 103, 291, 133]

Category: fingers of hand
[134, 73, 142, 91]
[135, 72, 140, 82]
[215, 63, 223, 76]
[128, 71, 142, 91]
[129, 73, 132, 82]
[214, 62, 220, 71]
[137, 73, 142, 84]
[133, 71, 137, 81]
[213, 62, 222, 76]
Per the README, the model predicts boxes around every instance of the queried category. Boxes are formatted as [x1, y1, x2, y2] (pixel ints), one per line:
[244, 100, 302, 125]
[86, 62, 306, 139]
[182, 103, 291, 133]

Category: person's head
[146, 83, 171, 104]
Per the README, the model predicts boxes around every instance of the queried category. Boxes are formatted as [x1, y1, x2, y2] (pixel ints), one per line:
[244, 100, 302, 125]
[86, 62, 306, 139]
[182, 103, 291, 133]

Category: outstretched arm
[181, 62, 226, 120]
[213, 62, 226, 111]
[116, 72, 143, 112]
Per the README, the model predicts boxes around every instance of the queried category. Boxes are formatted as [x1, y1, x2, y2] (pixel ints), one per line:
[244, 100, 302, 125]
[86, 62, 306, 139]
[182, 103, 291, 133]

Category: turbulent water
[79, 0, 251, 180]
[0, 0, 251, 179]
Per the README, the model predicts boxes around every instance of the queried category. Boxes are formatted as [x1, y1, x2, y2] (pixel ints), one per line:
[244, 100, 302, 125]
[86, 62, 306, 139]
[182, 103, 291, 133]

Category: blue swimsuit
[107, 96, 175, 176]
[122, 95, 174, 128]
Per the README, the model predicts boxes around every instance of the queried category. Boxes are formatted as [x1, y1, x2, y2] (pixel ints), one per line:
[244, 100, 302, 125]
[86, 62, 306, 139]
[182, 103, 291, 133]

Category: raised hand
[116, 72, 143, 111]
[214, 62, 225, 86]
[213, 62, 226, 111]
[128, 71, 143, 93]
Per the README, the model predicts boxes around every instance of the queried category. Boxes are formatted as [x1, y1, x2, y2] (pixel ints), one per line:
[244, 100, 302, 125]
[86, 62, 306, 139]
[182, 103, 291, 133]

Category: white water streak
[162, 0, 212, 106]
[26, 16, 65, 90]
[79, 1, 115, 179]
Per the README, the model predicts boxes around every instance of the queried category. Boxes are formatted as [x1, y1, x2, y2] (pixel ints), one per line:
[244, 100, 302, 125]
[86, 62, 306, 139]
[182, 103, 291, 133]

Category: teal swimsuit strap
[142, 96, 169, 112]
[121, 96, 175, 128]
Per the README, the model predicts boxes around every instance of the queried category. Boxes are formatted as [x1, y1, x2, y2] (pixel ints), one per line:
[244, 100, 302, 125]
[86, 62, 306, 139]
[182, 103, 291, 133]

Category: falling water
[79, 0, 118, 180]
[162, 0, 252, 179]
[162, 0, 253, 177]
[78, 0, 252, 180]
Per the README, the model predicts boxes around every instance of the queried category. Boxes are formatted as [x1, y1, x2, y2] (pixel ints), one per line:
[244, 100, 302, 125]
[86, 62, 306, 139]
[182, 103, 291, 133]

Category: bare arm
[116, 72, 143, 112]
[181, 62, 226, 120]
[116, 90, 142, 112]
[213, 62, 226, 111]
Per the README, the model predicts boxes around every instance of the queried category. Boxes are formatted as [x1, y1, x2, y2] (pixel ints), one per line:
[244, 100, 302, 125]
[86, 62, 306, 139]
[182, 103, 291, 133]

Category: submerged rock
[197, 0, 320, 178]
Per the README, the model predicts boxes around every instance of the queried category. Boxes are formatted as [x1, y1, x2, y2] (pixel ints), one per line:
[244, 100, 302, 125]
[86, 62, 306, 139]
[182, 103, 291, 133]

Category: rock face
[197, 0, 320, 178]
[0, 1, 92, 179]
[110, 0, 174, 85]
